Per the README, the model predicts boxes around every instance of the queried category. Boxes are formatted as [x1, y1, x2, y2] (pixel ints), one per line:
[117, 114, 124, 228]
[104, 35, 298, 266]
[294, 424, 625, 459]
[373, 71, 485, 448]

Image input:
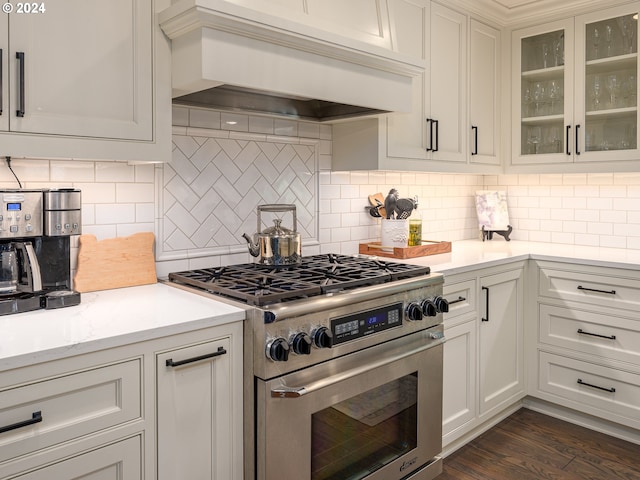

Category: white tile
[248, 116, 274, 134]
[562, 197, 587, 209]
[135, 164, 155, 183]
[95, 204, 136, 224]
[191, 108, 224, 129]
[221, 113, 249, 131]
[600, 185, 627, 198]
[96, 162, 135, 183]
[172, 106, 189, 126]
[274, 119, 298, 137]
[588, 172, 614, 185]
[298, 122, 320, 139]
[587, 222, 613, 235]
[81, 224, 117, 240]
[600, 235, 626, 248]
[575, 209, 599, 222]
[51, 161, 94, 183]
[136, 204, 155, 223]
[117, 223, 155, 237]
[529, 230, 551, 242]
[81, 205, 95, 226]
[562, 221, 587, 234]
[117, 183, 154, 203]
[551, 232, 574, 244]
[574, 234, 599, 247]
[75, 183, 116, 204]
[562, 174, 587, 185]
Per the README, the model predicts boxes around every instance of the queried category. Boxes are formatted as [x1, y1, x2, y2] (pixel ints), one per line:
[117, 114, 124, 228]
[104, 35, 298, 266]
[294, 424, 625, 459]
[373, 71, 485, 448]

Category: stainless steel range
[169, 254, 446, 480]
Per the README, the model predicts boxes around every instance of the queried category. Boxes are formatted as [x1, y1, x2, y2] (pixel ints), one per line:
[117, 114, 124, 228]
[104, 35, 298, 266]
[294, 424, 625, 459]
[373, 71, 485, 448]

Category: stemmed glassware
[547, 80, 561, 115]
[592, 76, 602, 110]
[532, 82, 545, 116]
[607, 74, 619, 108]
[527, 126, 541, 154]
[604, 25, 613, 57]
[593, 27, 601, 59]
[620, 16, 636, 54]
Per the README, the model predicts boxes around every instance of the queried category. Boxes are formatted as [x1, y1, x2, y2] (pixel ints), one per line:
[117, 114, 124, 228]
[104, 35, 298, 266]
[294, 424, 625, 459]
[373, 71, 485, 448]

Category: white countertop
[382, 239, 640, 275]
[0, 282, 246, 372]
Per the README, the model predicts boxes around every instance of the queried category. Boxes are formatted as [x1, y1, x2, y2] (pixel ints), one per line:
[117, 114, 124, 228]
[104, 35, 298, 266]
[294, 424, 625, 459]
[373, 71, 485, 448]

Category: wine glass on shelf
[553, 34, 564, 66]
[527, 126, 541, 154]
[532, 82, 545, 116]
[621, 17, 636, 54]
[592, 76, 602, 110]
[607, 74, 619, 108]
[547, 80, 561, 115]
[592, 27, 601, 59]
[605, 25, 613, 58]
[523, 87, 533, 118]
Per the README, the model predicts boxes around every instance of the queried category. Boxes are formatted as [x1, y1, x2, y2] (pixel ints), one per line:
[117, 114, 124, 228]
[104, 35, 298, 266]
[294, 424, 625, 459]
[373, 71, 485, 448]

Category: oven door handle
[270, 334, 445, 398]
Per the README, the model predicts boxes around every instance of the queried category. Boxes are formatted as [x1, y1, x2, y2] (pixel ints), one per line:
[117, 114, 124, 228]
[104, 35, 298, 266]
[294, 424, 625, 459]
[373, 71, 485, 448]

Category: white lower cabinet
[442, 263, 525, 449]
[157, 334, 242, 480]
[13, 436, 142, 480]
[479, 267, 525, 417]
[0, 321, 243, 480]
[531, 260, 640, 433]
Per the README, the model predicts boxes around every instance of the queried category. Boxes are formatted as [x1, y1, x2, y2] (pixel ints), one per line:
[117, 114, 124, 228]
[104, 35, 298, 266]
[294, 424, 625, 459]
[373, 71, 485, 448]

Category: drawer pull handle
[448, 296, 466, 306]
[166, 346, 227, 368]
[481, 286, 489, 322]
[577, 328, 616, 340]
[577, 379, 615, 393]
[0, 411, 42, 434]
[577, 285, 616, 295]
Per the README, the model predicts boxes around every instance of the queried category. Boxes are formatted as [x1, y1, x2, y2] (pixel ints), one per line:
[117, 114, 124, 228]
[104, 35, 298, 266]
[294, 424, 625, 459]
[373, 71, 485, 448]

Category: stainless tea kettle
[242, 204, 302, 266]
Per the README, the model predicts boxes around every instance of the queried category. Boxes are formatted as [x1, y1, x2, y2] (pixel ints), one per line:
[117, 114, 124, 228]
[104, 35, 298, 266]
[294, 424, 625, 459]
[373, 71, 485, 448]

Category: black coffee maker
[0, 189, 82, 315]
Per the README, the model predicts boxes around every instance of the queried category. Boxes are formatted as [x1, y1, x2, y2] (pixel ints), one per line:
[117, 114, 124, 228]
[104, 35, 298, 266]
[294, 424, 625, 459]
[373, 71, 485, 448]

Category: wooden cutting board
[74, 232, 157, 292]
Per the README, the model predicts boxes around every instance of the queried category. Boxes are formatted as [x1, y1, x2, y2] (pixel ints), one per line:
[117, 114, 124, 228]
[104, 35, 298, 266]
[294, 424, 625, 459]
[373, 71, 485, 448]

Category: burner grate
[168, 255, 430, 306]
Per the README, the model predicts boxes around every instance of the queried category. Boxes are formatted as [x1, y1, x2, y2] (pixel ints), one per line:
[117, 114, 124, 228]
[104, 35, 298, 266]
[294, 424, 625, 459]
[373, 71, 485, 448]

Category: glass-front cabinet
[513, 4, 639, 167]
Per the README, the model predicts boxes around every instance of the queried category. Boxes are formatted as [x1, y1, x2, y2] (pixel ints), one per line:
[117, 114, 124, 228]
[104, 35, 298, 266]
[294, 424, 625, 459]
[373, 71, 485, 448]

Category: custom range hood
[159, 0, 424, 122]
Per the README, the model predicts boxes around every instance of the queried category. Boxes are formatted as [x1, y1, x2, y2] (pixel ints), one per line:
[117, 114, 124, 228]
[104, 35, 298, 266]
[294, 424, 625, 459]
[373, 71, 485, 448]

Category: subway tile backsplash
[2, 106, 640, 280]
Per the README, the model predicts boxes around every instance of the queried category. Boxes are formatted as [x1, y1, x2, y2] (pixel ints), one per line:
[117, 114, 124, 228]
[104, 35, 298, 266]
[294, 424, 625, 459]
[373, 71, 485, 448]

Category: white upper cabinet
[0, 0, 171, 162]
[332, 1, 501, 173]
[511, 3, 639, 172]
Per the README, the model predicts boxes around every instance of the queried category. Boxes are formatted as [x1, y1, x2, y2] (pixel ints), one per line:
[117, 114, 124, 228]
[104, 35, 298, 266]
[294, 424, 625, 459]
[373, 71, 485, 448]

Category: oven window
[311, 372, 418, 480]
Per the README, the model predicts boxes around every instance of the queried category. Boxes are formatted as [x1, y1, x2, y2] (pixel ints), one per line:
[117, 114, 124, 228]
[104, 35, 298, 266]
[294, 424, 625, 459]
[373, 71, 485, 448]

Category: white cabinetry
[479, 267, 525, 418]
[442, 263, 524, 450]
[0, 321, 243, 480]
[531, 261, 640, 430]
[0, 0, 171, 162]
[157, 332, 243, 480]
[332, 1, 501, 173]
[511, 3, 639, 172]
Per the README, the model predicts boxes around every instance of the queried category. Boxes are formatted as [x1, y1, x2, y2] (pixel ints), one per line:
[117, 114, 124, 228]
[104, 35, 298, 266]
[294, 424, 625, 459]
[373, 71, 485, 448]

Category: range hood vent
[159, 0, 424, 122]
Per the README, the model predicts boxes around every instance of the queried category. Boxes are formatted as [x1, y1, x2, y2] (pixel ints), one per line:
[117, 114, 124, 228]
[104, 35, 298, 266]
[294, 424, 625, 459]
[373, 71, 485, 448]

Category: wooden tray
[359, 241, 451, 259]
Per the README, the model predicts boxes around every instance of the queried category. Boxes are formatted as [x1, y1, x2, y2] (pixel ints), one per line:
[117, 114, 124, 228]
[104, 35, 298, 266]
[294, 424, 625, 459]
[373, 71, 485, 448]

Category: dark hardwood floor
[440, 408, 640, 480]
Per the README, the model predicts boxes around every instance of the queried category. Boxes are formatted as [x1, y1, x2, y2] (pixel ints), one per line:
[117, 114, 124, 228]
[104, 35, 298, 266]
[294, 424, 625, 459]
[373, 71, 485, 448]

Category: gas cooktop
[168, 254, 430, 307]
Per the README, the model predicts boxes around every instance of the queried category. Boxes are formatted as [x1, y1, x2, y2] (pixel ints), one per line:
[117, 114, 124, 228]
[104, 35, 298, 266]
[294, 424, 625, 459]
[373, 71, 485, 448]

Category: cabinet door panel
[470, 20, 500, 165]
[479, 268, 524, 416]
[157, 337, 234, 480]
[429, 3, 467, 163]
[9, 0, 152, 140]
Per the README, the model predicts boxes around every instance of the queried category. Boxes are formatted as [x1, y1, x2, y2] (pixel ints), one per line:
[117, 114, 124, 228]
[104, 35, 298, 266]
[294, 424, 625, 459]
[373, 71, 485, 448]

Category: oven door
[256, 327, 444, 480]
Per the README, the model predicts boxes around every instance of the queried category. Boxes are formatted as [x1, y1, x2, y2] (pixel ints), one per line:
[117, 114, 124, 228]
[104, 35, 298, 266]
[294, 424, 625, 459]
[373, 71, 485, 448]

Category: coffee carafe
[0, 244, 18, 293]
[0, 242, 42, 295]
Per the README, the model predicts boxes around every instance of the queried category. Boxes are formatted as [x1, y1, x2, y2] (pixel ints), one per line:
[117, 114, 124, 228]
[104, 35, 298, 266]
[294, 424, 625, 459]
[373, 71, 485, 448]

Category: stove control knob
[434, 296, 449, 314]
[405, 302, 423, 321]
[312, 327, 333, 349]
[266, 337, 290, 362]
[421, 299, 438, 317]
[291, 332, 312, 355]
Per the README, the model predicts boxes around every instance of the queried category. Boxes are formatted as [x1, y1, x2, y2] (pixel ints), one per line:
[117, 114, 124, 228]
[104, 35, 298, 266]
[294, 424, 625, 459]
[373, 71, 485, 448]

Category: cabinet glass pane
[585, 14, 638, 152]
[521, 30, 565, 156]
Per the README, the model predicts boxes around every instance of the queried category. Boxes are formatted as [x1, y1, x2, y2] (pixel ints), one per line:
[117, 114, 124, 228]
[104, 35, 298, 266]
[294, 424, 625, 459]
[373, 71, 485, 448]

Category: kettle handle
[257, 204, 297, 231]
[15, 243, 43, 292]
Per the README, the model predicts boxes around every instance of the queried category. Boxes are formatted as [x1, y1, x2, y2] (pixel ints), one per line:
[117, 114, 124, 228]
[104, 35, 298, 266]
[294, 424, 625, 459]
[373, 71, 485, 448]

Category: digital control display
[331, 303, 403, 346]
[7, 203, 21, 211]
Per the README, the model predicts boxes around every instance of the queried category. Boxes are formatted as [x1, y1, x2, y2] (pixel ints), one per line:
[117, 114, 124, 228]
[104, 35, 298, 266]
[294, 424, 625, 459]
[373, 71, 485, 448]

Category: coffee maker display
[0, 189, 82, 315]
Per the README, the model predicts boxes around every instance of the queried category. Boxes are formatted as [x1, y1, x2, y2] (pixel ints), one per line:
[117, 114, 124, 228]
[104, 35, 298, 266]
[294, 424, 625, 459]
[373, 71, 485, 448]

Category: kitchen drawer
[538, 351, 640, 429]
[0, 359, 141, 463]
[443, 279, 476, 322]
[539, 304, 640, 366]
[12, 435, 141, 480]
[538, 263, 640, 314]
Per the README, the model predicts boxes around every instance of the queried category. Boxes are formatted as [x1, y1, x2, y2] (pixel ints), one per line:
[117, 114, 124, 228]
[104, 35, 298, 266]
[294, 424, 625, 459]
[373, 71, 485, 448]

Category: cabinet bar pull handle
[16, 52, 25, 117]
[166, 346, 227, 368]
[577, 378, 615, 393]
[577, 328, 616, 340]
[426, 118, 433, 151]
[0, 411, 42, 434]
[433, 119, 439, 152]
[575, 124, 581, 155]
[448, 296, 466, 306]
[481, 286, 489, 322]
[471, 126, 478, 155]
[566, 125, 571, 155]
[577, 285, 616, 295]
[0, 48, 3, 115]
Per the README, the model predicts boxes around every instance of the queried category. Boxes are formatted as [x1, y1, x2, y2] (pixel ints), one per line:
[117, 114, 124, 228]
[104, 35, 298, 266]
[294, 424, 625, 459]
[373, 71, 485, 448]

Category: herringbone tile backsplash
[160, 126, 318, 260]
